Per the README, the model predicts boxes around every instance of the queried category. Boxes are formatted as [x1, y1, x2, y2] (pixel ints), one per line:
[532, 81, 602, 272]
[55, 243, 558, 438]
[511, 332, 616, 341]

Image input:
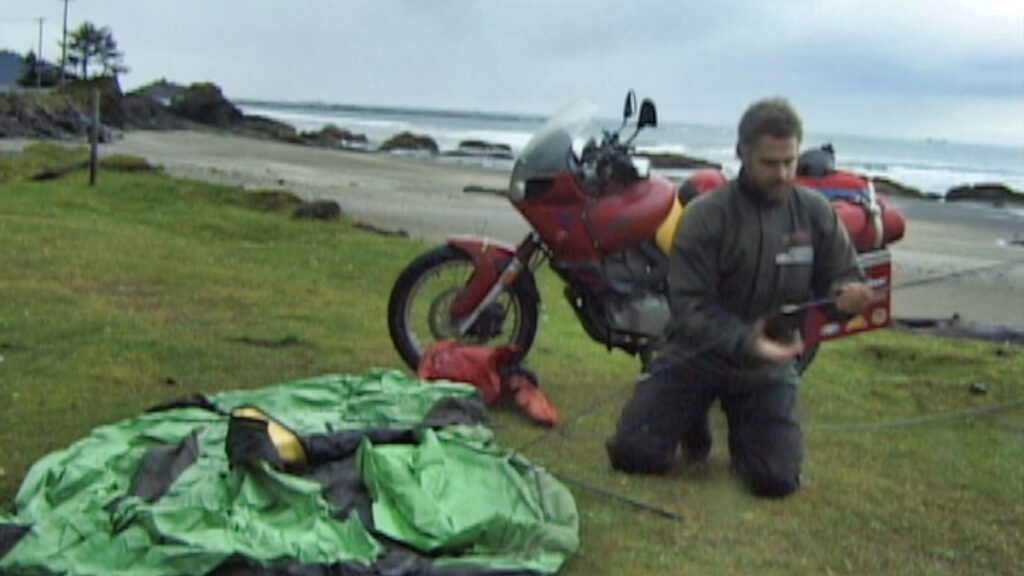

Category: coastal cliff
[0, 79, 365, 149]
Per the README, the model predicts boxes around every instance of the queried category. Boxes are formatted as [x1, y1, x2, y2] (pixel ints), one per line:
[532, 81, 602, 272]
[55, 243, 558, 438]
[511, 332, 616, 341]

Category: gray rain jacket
[663, 175, 865, 376]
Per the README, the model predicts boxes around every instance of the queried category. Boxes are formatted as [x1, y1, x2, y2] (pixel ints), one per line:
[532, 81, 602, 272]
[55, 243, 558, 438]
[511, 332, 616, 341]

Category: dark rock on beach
[235, 114, 302, 143]
[638, 152, 721, 170]
[301, 124, 368, 149]
[379, 132, 439, 154]
[871, 176, 926, 199]
[945, 183, 1024, 206]
[444, 139, 514, 159]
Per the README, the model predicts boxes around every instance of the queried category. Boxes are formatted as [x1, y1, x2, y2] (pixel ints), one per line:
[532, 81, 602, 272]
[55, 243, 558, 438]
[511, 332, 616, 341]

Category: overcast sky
[2, 0, 1022, 146]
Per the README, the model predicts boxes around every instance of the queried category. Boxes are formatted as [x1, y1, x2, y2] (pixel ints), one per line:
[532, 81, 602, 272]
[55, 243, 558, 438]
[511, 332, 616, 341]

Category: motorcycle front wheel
[387, 245, 540, 371]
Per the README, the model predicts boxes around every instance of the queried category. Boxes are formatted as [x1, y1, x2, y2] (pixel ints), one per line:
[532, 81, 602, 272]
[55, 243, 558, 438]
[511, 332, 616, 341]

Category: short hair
[737, 98, 803, 150]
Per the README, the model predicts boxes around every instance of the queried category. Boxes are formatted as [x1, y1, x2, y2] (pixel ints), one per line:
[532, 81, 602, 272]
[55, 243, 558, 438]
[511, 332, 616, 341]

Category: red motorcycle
[388, 93, 906, 373]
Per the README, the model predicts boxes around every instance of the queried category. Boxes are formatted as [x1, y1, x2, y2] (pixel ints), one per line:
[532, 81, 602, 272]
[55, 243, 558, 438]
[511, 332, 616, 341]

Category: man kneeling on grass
[605, 97, 873, 498]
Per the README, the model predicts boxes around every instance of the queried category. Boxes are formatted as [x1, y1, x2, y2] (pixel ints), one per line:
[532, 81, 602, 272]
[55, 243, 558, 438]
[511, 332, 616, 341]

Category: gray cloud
[1, 0, 1020, 144]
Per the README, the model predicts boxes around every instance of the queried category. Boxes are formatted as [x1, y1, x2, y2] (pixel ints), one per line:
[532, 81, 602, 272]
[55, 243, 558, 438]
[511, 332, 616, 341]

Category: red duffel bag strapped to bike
[417, 340, 562, 426]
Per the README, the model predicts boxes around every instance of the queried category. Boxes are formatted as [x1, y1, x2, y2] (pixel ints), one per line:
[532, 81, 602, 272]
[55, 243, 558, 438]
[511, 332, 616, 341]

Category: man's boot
[682, 412, 711, 463]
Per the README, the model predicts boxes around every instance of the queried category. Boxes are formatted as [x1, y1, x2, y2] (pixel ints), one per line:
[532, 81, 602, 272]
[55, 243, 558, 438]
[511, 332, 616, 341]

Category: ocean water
[238, 101, 1024, 197]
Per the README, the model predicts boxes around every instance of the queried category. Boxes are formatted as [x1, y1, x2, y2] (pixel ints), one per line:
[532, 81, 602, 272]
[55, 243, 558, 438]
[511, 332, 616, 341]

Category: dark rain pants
[606, 357, 803, 498]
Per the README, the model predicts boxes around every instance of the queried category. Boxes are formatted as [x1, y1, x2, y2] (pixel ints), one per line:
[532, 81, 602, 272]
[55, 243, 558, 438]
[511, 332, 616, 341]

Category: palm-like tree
[64, 22, 126, 80]
[98, 33, 128, 77]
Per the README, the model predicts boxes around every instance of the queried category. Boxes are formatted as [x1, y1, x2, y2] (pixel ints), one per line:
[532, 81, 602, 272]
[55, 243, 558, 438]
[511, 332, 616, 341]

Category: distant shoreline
[234, 98, 547, 124]
[235, 99, 1024, 201]
[233, 98, 1023, 151]
[3, 81, 1021, 201]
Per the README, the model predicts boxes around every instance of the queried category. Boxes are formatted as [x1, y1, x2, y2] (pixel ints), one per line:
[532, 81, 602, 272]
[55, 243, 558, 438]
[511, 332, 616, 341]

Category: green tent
[0, 370, 579, 575]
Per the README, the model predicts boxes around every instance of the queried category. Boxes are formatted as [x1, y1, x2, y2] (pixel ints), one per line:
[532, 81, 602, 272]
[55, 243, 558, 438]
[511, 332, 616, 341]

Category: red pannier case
[801, 250, 893, 346]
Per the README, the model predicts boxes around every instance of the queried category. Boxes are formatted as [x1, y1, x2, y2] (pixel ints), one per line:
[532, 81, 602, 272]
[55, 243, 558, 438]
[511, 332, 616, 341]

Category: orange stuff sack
[505, 369, 561, 427]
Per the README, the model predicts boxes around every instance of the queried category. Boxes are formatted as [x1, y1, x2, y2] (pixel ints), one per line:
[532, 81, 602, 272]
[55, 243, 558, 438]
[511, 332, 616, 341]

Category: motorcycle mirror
[623, 90, 637, 120]
[638, 99, 657, 128]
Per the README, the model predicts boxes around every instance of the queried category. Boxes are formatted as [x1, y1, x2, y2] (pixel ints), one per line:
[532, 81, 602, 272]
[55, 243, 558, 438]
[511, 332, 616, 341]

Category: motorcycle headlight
[631, 157, 651, 179]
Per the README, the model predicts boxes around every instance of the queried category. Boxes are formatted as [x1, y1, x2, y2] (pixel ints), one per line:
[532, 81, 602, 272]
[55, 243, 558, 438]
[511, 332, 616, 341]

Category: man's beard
[756, 177, 792, 201]
[764, 180, 791, 199]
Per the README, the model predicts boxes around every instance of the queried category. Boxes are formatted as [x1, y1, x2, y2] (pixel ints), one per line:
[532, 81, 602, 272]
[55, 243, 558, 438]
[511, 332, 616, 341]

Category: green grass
[1, 143, 1022, 575]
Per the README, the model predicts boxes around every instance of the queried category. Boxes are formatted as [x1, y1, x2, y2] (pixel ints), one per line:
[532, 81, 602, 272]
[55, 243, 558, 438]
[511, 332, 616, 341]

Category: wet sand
[104, 130, 1024, 325]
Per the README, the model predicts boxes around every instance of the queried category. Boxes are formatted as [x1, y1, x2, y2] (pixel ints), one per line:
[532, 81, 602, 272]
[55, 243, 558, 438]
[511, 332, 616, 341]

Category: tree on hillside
[63, 22, 127, 81]
[17, 50, 61, 87]
[98, 31, 128, 78]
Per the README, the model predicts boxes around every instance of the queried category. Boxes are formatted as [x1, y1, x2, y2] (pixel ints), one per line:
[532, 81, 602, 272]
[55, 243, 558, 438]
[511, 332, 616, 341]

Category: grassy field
[1, 143, 1022, 575]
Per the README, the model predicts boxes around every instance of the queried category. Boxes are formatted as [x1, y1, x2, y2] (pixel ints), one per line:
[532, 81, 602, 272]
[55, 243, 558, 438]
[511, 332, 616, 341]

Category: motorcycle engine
[600, 243, 671, 337]
[605, 291, 670, 337]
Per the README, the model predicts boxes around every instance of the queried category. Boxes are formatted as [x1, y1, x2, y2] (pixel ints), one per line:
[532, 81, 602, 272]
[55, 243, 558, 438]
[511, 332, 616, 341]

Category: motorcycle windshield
[509, 99, 598, 199]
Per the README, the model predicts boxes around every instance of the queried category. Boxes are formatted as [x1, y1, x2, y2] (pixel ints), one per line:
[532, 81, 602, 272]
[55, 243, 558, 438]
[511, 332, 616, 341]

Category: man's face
[740, 135, 799, 200]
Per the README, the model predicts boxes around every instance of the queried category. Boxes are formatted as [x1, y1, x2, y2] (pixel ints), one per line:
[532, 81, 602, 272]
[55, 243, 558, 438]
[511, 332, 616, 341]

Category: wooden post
[35, 17, 44, 88]
[89, 89, 99, 186]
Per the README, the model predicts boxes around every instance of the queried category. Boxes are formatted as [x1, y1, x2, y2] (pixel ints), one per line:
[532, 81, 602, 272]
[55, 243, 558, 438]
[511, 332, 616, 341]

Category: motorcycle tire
[387, 245, 540, 371]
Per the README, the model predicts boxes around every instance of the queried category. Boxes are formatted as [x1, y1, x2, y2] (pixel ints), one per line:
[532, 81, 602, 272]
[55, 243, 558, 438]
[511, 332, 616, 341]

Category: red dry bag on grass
[417, 340, 561, 426]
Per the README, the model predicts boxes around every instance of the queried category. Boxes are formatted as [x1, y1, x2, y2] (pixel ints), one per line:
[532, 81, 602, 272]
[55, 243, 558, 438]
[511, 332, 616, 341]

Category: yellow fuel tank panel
[655, 198, 685, 254]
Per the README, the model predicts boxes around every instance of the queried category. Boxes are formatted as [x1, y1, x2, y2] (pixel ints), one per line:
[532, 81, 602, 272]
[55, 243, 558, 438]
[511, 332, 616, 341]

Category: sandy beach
[103, 130, 1024, 326]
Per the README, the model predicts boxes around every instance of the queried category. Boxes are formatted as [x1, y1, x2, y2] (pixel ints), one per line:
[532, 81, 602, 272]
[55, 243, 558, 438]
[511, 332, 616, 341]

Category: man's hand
[751, 319, 805, 365]
[836, 282, 874, 315]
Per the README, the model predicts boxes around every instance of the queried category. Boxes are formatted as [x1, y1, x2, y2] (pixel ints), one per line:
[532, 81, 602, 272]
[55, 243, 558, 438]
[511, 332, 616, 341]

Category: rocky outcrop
[301, 124, 368, 149]
[0, 76, 169, 138]
[0, 76, 129, 138]
[168, 83, 243, 127]
[130, 81, 299, 142]
[945, 183, 1024, 206]
[120, 92, 189, 130]
[42, 76, 125, 134]
[129, 79, 188, 106]
[379, 132, 438, 154]
[0, 79, 351, 151]
[0, 91, 90, 138]
[638, 152, 720, 170]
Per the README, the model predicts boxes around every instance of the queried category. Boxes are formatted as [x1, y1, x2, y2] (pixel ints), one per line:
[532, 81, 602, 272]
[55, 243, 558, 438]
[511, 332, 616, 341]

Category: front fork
[450, 233, 543, 336]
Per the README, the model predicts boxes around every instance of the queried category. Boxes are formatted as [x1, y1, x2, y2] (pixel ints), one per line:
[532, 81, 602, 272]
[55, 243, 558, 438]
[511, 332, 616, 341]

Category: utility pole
[59, 0, 72, 86]
[35, 17, 45, 87]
